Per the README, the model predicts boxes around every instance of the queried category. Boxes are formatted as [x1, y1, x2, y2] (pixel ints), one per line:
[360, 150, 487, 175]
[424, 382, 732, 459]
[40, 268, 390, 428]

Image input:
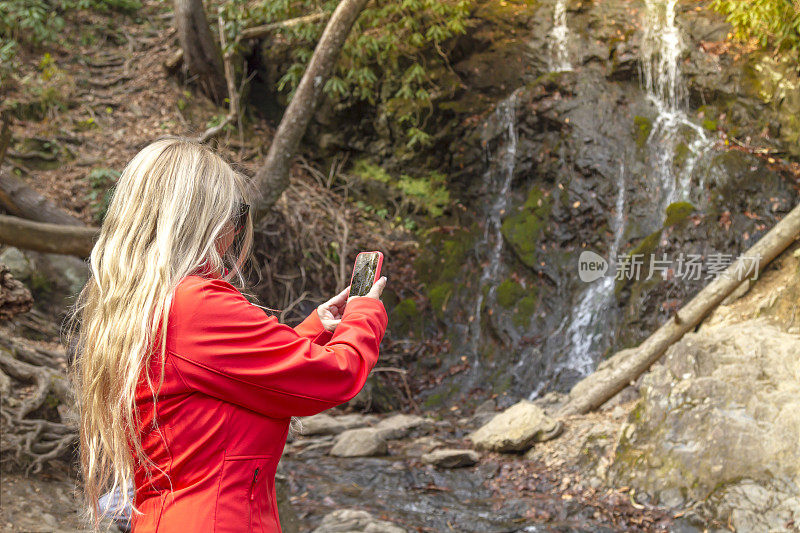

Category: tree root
[0, 339, 76, 474]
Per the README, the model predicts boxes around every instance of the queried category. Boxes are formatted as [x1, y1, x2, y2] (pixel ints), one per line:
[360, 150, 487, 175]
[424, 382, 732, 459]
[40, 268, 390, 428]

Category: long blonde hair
[68, 136, 254, 525]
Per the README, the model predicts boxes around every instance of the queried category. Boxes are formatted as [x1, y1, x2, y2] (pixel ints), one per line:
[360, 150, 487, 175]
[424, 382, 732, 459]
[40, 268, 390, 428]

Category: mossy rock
[496, 278, 523, 308]
[614, 229, 662, 296]
[664, 201, 694, 227]
[513, 294, 538, 328]
[428, 282, 454, 321]
[500, 187, 551, 268]
[415, 226, 476, 286]
[390, 298, 423, 337]
[633, 115, 653, 148]
[673, 142, 690, 169]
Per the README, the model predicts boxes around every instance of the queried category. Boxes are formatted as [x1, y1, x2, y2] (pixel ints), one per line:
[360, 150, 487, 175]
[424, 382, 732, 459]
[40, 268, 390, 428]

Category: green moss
[500, 188, 551, 268]
[513, 294, 538, 328]
[702, 118, 717, 131]
[634, 115, 653, 148]
[352, 159, 450, 217]
[664, 201, 694, 227]
[615, 229, 662, 296]
[428, 282, 454, 321]
[673, 142, 690, 168]
[415, 226, 475, 285]
[423, 392, 445, 408]
[496, 278, 523, 308]
[29, 271, 52, 294]
[391, 298, 422, 337]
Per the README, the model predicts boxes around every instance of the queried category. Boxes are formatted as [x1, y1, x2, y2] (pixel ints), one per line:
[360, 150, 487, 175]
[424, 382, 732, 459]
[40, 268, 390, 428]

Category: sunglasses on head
[233, 202, 250, 234]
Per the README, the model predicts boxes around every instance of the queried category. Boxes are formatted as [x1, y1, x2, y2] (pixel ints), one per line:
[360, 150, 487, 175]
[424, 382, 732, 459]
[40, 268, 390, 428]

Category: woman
[70, 136, 388, 532]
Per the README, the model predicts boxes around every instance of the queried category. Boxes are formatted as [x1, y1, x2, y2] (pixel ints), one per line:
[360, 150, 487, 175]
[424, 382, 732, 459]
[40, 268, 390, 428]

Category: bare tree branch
[252, 0, 369, 221]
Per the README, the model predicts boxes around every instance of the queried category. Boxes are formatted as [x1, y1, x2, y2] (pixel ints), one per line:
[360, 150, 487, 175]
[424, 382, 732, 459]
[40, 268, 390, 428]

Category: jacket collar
[191, 260, 224, 279]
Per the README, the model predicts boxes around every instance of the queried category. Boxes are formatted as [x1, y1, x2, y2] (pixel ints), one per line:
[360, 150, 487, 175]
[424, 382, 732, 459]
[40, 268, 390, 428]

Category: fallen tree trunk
[559, 202, 800, 416]
[0, 215, 97, 256]
[0, 167, 84, 226]
[252, 0, 369, 221]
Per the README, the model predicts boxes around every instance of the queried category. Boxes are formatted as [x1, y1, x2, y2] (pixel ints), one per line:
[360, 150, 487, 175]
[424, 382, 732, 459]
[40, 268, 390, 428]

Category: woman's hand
[347, 276, 387, 303]
[318, 277, 387, 333]
[317, 285, 350, 332]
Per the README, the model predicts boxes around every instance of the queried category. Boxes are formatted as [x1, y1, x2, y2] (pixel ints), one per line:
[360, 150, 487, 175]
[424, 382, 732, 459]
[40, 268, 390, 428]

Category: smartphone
[349, 251, 384, 297]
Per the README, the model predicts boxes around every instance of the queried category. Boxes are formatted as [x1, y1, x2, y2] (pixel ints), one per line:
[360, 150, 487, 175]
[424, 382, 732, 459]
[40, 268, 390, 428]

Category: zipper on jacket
[250, 467, 260, 501]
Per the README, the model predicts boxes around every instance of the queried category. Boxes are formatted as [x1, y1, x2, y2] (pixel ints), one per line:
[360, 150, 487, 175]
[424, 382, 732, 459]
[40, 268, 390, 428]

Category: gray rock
[312, 509, 406, 533]
[374, 414, 433, 440]
[401, 436, 443, 458]
[468, 400, 563, 452]
[611, 320, 800, 527]
[0, 247, 33, 280]
[468, 411, 496, 429]
[298, 414, 346, 436]
[329, 428, 387, 457]
[474, 398, 496, 414]
[337, 413, 378, 429]
[421, 448, 480, 468]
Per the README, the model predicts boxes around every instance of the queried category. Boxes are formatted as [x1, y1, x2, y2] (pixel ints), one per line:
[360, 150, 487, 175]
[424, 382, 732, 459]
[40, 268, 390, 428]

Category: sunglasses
[232, 202, 250, 234]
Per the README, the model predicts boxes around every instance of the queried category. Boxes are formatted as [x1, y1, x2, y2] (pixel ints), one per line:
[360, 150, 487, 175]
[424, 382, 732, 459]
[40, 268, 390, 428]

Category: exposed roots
[251, 156, 416, 324]
[0, 336, 76, 474]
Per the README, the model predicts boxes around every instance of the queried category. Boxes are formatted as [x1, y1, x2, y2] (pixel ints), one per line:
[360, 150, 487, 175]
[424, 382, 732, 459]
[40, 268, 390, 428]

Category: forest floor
[1, 405, 678, 532]
[3, 0, 274, 224]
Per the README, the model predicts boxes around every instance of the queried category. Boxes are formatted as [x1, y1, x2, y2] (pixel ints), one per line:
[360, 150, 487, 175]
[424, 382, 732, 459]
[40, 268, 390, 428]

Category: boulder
[400, 436, 443, 458]
[374, 414, 434, 440]
[312, 509, 406, 533]
[468, 400, 563, 452]
[336, 413, 378, 429]
[611, 320, 800, 529]
[298, 414, 377, 437]
[298, 414, 346, 436]
[329, 428, 387, 458]
[0, 247, 33, 280]
[421, 448, 480, 468]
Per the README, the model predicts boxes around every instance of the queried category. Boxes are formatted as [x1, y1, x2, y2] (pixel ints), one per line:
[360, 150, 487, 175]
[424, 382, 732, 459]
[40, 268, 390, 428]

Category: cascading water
[548, 0, 572, 72]
[641, 0, 714, 213]
[469, 92, 519, 370]
[528, 162, 628, 398]
[561, 163, 627, 378]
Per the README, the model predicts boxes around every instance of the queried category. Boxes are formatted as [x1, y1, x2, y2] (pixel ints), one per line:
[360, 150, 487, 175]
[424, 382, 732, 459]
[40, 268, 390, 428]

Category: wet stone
[421, 448, 480, 469]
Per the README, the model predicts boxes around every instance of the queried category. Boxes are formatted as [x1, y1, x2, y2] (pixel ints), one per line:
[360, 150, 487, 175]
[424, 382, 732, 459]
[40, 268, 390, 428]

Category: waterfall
[562, 163, 627, 377]
[469, 92, 519, 369]
[548, 0, 572, 72]
[641, 0, 713, 213]
[528, 163, 627, 397]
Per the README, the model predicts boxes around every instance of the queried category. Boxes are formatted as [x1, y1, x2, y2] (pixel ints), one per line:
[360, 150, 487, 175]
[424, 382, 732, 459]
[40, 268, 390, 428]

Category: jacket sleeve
[166, 277, 388, 418]
[293, 309, 334, 345]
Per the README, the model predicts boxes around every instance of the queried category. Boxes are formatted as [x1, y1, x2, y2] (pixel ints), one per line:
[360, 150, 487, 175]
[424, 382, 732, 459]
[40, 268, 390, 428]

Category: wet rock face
[413, 0, 799, 404]
[611, 320, 800, 528]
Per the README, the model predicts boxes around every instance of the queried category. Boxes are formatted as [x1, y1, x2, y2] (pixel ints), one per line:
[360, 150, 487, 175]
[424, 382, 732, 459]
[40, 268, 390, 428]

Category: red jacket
[131, 273, 388, 532]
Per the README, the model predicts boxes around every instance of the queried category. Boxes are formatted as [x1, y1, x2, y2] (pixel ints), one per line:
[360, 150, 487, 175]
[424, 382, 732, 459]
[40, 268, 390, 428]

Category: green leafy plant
[218, 0, 473, 146]
[712, 0, 800, 55]
[353, 160, 450, 218]
[85, 167, 120, 223]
